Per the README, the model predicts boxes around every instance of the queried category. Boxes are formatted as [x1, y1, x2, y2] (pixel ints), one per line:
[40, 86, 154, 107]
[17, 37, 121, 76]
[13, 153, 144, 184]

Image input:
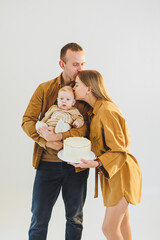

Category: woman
[71, 70, 142, 240]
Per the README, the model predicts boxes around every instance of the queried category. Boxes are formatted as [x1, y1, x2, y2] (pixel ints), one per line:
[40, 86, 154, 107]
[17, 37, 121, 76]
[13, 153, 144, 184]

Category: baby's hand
[73, 120, 80, 128]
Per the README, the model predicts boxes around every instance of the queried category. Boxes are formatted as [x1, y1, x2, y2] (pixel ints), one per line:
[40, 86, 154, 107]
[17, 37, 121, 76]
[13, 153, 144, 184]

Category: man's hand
[46, 141, 63, 151]
[37, 125, 62, 141]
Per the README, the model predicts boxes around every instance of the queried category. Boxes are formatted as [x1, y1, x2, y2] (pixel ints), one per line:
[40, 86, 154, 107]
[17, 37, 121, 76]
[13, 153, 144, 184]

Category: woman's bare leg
[102, 197, 131, 240]
[120, 208, 132, 240]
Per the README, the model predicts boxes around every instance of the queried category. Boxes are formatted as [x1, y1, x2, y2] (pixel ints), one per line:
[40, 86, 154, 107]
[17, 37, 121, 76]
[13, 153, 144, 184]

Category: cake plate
[57, 149, 96, 163]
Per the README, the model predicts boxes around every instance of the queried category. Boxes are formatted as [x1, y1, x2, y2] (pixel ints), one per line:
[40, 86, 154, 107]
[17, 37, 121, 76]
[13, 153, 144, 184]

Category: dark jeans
[29, 161, 89, 240]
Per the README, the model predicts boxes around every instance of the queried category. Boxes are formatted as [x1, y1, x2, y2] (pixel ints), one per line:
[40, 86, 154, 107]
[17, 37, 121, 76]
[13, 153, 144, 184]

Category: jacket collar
[57, 73, 63, 89]
[87, 99, 105, 116]
[57, 73, 75, 88]
[93, 99, 105, 115]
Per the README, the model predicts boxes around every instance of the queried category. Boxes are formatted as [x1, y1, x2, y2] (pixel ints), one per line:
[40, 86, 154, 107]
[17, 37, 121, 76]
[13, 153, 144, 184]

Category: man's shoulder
[36, 74, 61, 97]
[39, 76, 59, 88]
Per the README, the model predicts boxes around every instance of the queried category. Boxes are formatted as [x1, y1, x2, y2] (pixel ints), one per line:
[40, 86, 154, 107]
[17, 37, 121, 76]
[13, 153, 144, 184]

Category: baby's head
[57, 86, 76, 110]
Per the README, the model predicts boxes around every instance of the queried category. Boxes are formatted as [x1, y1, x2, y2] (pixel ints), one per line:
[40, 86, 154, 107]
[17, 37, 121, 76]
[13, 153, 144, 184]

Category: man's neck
[62, 72, 72, 86]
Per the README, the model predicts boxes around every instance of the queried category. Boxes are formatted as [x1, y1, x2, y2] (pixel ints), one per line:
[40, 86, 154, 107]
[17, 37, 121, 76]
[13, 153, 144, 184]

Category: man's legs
[28, 162, 63, 240]
[61, 163, 89, 240]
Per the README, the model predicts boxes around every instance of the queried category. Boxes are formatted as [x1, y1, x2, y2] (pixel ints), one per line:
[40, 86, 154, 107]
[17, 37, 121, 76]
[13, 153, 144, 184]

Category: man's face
[57, 90, 75, 110]
[60, 50, 85, 82]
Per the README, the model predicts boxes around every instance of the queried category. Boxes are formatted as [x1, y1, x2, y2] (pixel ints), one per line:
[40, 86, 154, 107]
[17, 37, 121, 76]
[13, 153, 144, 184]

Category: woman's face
[73, 76, 89, 100]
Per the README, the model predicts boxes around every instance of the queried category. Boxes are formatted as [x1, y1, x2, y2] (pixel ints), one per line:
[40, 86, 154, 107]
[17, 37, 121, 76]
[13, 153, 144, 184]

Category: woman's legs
[120, 208, 132, 240]
[102, 197, 132, 240]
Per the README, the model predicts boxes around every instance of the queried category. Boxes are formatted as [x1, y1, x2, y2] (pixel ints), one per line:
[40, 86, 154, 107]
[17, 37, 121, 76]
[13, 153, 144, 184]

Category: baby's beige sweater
[42, 105, 84, 127]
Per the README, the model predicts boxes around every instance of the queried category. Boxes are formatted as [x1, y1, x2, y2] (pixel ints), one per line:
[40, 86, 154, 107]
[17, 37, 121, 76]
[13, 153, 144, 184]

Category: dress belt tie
[94, 168, 99, 198]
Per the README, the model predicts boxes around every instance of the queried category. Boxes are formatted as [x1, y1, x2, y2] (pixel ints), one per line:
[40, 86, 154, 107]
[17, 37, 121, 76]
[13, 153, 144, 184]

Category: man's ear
[59, 60, 65, 70]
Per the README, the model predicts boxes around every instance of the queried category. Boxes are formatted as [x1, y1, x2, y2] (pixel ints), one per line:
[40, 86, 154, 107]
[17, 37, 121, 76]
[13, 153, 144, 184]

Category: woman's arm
[70, 107, 129, 179]
[97, 109, 129, 179]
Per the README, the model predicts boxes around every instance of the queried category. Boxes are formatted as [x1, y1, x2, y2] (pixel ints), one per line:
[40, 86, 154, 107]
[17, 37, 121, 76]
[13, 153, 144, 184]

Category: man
[22, 43, 90, 240]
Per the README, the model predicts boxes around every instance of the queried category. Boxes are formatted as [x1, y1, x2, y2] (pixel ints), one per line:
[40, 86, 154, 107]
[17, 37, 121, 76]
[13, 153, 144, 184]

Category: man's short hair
[60, 43, 83, 63]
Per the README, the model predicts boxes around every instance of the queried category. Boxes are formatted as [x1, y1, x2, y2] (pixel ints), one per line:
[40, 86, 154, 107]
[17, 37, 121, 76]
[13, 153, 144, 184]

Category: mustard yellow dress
[88, 99, 142, 207]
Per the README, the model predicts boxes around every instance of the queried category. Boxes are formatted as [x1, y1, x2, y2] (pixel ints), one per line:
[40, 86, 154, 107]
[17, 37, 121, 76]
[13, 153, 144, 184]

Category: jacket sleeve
[21, 84, 46, 148]
[98, 109, 129, 179]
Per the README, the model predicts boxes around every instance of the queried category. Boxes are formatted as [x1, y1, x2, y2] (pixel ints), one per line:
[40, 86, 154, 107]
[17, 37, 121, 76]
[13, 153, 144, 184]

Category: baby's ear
[72, 99, 76, 106]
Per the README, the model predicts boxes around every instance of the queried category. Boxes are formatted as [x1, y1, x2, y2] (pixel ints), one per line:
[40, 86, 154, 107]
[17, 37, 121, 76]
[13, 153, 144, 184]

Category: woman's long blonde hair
[78, 70, 113, 102]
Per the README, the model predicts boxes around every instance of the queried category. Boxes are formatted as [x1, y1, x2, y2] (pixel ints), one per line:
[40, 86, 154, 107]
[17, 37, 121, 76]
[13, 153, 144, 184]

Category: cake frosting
[63, 137, 91, 163]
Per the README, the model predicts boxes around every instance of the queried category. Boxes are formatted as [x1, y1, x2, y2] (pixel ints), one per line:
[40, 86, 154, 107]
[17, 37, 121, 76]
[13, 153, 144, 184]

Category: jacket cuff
[38, 137, 47, 149]
[98, 155, 111, 178]
[62, 131, 71, 140]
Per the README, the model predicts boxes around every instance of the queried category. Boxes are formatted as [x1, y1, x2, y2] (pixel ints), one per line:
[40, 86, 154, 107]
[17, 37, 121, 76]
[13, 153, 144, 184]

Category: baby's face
[57, 90, 75, 110]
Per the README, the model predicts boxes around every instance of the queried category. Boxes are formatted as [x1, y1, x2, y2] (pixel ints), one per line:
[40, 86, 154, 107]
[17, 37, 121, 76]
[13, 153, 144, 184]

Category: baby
[36, 86, 84, 133]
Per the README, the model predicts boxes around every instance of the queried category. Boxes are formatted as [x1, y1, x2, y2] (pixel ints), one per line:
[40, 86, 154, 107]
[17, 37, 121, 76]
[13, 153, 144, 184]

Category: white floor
[1, 175, 159, 240]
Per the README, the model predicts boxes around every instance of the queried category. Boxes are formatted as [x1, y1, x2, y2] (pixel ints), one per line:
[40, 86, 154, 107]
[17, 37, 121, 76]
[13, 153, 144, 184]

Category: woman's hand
[69, 159, 98, 168]
[37, 125, 62, 141]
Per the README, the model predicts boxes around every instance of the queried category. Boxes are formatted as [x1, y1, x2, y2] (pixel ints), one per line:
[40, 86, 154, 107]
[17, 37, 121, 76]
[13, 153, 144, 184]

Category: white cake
[63, 137, 91, 163]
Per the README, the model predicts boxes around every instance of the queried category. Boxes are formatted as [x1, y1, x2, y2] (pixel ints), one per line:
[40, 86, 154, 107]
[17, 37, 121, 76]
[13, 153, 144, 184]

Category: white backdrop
[0, 0, 160, 239]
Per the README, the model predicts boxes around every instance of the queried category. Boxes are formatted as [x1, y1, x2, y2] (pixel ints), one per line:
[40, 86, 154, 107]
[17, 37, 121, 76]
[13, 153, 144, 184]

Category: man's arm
[21, 84, 46, 148]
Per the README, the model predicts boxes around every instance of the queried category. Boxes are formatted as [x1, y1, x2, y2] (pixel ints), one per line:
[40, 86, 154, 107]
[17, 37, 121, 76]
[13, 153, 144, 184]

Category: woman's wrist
[94, 158, 103, 168]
